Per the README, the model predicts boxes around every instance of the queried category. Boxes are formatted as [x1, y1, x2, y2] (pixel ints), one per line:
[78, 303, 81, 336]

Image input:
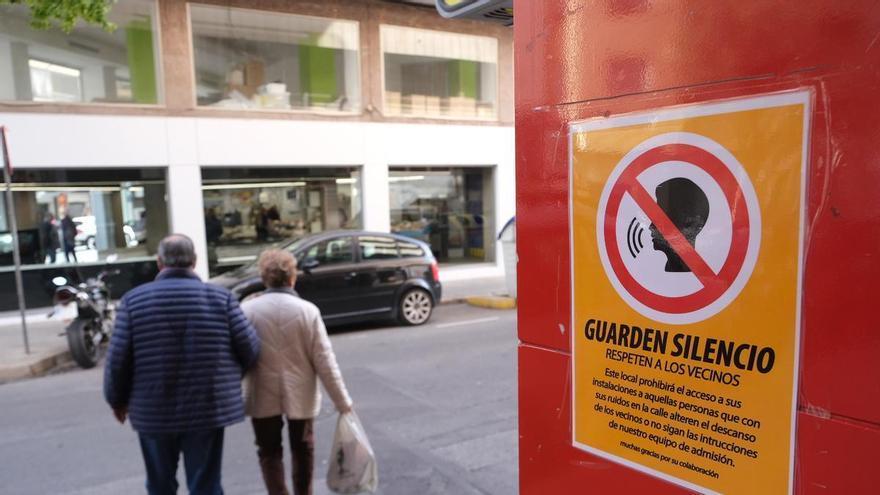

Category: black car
[210, 231, 442, 326]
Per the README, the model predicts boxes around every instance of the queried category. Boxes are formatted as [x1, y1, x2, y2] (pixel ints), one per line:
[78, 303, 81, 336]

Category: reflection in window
[303, 236, 353, 266]
[381, 25, 497, 119]
[0, 169, 168, 269]
[29, 60, 82, 102]
[389, 168, 494, 263]
[202, 168, 362, 275]
[190, 4, 361, 112]
[359, 236, 399, 260]
[397, 239, 425, 258]
[0, 0, 160, 104]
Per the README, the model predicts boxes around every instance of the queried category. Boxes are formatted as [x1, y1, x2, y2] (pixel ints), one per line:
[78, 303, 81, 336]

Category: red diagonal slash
[601, 143, 750, 314]
[624, 180, 719, 289]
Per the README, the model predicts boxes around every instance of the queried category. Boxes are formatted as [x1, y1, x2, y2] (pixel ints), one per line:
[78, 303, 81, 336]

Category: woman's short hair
[258, 249, 297, 288]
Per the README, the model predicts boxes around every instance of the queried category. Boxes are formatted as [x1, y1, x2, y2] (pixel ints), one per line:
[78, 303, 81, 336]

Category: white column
[495, 127, 516, 269]
[361, 125, 391, 232]
[361, 161, 390, 232]
[164, 118, 209, 278]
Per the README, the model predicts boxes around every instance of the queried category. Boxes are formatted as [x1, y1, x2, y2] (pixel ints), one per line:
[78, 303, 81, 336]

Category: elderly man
[104, 234, 260, 495]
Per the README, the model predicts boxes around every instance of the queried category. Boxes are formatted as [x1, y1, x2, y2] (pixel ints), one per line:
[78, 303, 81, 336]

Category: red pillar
[515, 1, 880, 493]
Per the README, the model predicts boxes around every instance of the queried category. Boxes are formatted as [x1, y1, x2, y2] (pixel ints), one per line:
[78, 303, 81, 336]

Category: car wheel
[398, 288, 433, 326]
[86, 236, 96, 249]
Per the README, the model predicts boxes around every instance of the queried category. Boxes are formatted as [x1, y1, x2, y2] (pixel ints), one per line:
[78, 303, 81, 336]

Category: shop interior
[389, 167, 495, 264]
[382, 25, 498, 119]
[202, 167, 361, 275]
[190, 4, 361, 112]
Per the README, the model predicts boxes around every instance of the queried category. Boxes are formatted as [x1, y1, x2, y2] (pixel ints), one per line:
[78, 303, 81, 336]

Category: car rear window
[359, 236, 399, 260]
[397, 239, 425, 258]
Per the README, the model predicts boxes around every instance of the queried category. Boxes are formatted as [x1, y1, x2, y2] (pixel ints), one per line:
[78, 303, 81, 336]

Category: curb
[0, 349, 71, 382]
[464, 296, 517, 310]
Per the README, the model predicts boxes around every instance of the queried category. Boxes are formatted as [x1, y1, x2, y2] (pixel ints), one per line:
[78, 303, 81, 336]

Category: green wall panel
[298, 44, 337, 105]
[125, 20, 157, 104]
[448, 59, 478, 98]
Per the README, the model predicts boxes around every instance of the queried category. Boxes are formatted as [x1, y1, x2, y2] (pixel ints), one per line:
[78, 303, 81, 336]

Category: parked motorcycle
[48, 270, 118, 369]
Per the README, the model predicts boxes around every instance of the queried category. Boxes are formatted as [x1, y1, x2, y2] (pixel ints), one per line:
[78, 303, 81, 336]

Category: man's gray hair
[158, 234, 196, 268]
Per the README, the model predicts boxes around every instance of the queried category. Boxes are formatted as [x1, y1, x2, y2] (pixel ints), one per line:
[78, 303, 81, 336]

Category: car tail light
[54, 287, 77, 304]
[430, 261, 440, 282]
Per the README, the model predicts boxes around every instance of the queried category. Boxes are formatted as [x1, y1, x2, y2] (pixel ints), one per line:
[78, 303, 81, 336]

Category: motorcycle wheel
[66, 319, 100, 369]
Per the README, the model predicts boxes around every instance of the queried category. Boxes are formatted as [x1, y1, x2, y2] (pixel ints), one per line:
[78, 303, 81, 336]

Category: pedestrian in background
[38, 213, 59, 263]
[60, 213, 77, 262]
[242, 249, 353, 495]
[104, 234, 260, 495]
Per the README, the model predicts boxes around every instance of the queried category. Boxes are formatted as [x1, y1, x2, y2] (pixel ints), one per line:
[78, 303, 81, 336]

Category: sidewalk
[441, 276, 517, 310]
[0, 313, 69, 382]
[440, 276, 509, 303]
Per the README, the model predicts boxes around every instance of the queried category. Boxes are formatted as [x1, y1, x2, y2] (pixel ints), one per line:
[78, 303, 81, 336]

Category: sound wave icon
[627, 217, 646, 258]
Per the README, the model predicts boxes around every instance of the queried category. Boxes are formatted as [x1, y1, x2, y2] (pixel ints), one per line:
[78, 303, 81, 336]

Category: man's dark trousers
[138, 428, 225, 495]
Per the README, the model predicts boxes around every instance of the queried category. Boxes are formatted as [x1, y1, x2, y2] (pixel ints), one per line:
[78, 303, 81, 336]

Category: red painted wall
[515, 1, 880, 493]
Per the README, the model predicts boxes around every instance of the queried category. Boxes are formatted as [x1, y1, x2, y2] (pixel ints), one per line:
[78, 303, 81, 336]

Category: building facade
[0, 0, 514, 309]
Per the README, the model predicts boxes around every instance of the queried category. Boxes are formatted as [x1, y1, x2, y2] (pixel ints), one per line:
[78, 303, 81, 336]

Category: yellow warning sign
[570, 91, 809, 494]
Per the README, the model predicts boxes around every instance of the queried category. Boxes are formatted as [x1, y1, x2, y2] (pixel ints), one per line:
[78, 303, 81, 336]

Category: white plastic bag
[326, 411, 378, 493]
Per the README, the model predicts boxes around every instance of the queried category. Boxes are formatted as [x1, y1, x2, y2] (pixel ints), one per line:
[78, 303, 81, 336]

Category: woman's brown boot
[259, 453, 290, 495]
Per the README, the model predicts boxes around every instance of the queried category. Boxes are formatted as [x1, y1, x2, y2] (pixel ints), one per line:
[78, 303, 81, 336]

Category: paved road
[0, 304, 518, 495]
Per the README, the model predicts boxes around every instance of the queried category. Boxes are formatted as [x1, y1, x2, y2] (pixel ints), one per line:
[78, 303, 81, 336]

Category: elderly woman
[241, 249, 353, 495]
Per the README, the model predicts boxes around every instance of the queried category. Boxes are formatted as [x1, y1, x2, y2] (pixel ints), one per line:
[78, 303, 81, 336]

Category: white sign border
[568, 89, 811, 495]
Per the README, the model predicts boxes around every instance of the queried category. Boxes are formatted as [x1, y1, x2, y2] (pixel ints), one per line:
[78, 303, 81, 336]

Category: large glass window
[202, 167, 362, 275]
[381, 25, 497, 119]
[0, 0, 160, 104]
[389, 167, 495, 263]
[190, 5, 361, 112]
[1, 169, 167, 266]
[0, 168, 169, 311]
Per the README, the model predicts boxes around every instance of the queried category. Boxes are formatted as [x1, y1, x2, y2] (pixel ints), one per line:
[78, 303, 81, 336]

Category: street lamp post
[1, 126, 30, 355]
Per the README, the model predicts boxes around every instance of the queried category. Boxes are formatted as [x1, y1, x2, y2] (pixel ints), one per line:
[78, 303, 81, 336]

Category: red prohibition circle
[603, 143, 750, 314]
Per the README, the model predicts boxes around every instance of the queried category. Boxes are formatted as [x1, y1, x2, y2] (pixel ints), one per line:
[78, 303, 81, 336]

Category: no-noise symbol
[596, 132, 762, 324]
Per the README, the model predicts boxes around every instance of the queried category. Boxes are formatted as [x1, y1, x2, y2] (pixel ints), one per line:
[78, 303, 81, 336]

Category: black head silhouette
[649, 177, 709, 272]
